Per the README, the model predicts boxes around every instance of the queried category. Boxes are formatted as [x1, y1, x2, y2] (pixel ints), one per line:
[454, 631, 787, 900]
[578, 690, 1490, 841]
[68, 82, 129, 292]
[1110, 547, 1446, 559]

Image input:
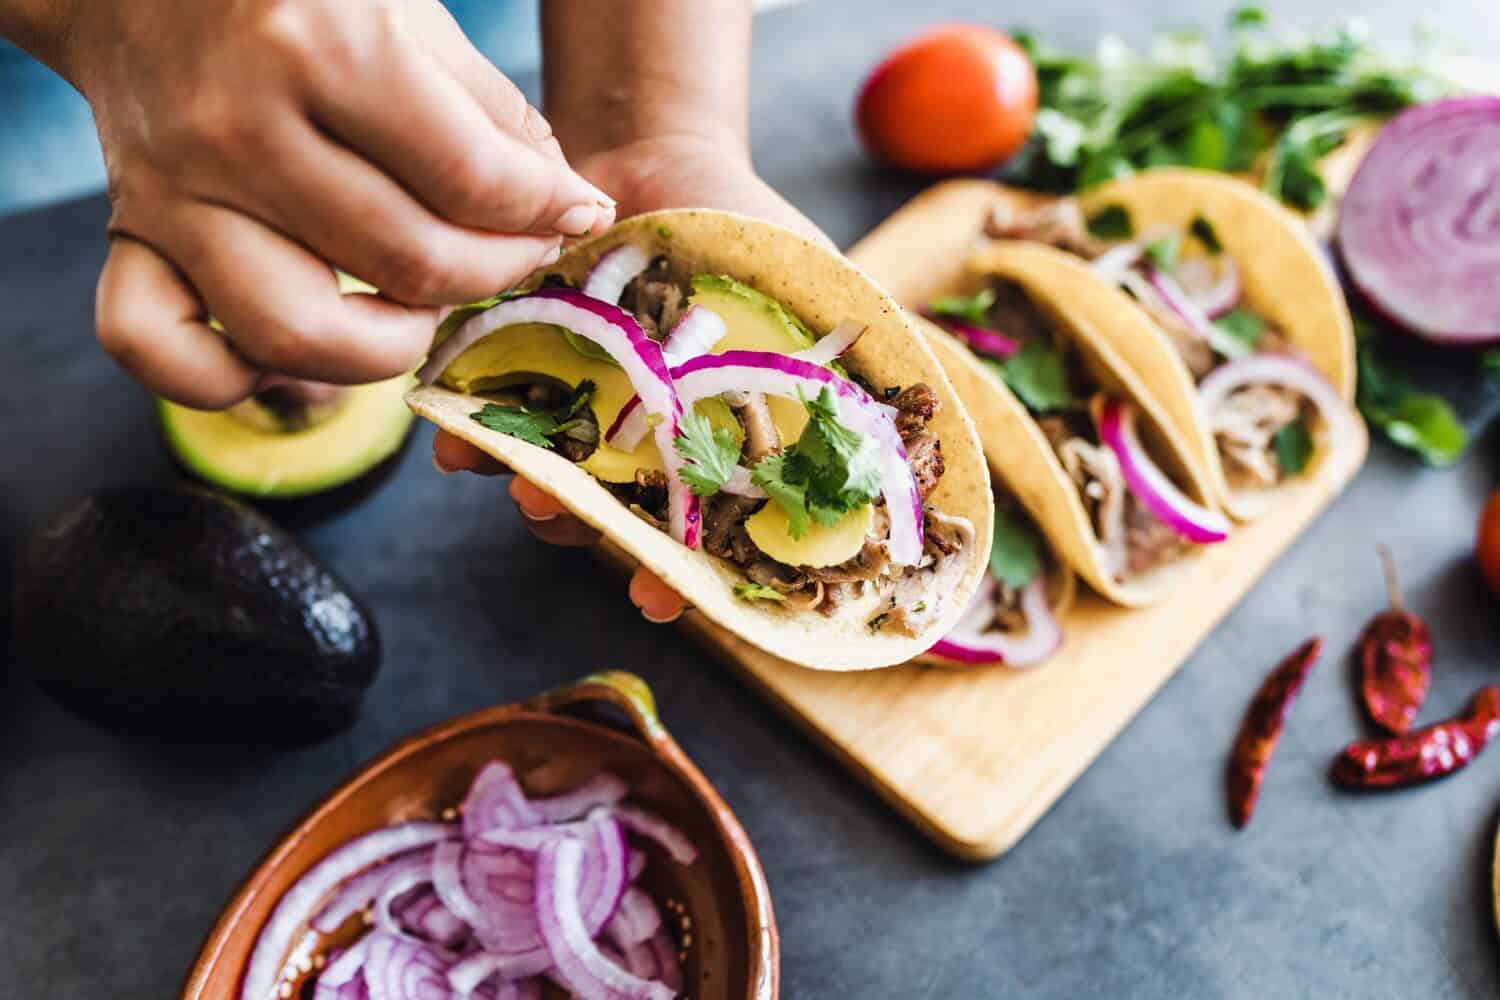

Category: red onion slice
[1196, 352, 1356, 467]
[415, 288, 699, 549]
[1144, 267, 1251, 360]
[1173, 256, 1241, 320]
[1338, 97, 1500, 344]
[612, 805, 699, 866]
[1096, 398, 1231, 545]
[793, 319, 868, 365]
[535, 839, 675, 1000]
[953, 575, 996, 634]
[928, 316, 1020, 360]
[583, 243, 651, 305]
[314, 939, 371, 997]
[609, 351, 924, 565]
[529, 773, 630, 823]
[660, 306, 729, 367]
[241, 822, 457, 1000]
[463, 763, 542, 840]
[926, 573, 1062, 667]
[363, 932, 455, 1000]
[312, 847, 431, 934]
[605, 887, 663, 949]
[1088, 240, 1146, 281]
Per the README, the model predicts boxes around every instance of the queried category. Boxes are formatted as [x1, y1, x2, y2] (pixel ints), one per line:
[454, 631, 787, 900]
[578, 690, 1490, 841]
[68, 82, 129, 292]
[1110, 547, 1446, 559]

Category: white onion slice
[660, 305, 728, 367]
[1196, 352, 1357, 470]
[926, 573, 1062, 667]
[608, 351, 924, 565]
[1096, 398, 1231, 545]
[582, 243, 650, 305]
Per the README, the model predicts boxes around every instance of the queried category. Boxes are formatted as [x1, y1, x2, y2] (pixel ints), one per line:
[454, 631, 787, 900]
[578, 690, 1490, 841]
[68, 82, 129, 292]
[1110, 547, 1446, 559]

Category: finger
[95, 236, 260, 409]
[630, 568, 688, 624]
[306, 19, 610, 237]
[522, 515, 601, 548]
[129, 200, 434, 384]
[509, 477, 569, 520]
[433, 430, 508, 475]
[245, 118, 563, 305]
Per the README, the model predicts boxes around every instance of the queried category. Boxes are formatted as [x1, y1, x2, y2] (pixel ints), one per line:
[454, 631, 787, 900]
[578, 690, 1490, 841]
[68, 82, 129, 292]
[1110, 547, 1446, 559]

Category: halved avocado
[158, 374, 415, 499]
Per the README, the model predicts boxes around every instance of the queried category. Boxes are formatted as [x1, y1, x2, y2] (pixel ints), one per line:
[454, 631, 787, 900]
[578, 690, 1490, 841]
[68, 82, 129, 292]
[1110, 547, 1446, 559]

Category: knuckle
[370, 234, 456, 304]
[428, 146, 505, 217]
[256, 0, 320, 70]
[176, 86, 249, 159]
[95, 311, 142, 368]
[248, 315, 316, 372]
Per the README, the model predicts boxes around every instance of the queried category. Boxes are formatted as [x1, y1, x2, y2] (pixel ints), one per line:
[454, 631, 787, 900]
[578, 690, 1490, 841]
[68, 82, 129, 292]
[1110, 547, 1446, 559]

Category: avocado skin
[11, 487, 380, 742]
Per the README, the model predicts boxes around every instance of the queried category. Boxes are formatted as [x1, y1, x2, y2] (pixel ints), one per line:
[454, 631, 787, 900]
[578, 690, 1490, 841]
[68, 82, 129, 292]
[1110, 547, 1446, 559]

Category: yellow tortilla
[1078, 168, 1356, 521]
[918, 241, 1225, 606]
[407, 210, 994, 672]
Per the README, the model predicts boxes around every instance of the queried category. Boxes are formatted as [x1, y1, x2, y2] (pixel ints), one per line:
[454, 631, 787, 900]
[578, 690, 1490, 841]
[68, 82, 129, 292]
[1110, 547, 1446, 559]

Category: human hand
[63, 0, 614, 409]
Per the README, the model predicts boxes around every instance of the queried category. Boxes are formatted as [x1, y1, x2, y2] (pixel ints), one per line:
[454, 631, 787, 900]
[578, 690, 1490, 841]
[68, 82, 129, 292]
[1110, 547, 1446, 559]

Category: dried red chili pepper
[1331, 686, 1500, 789]
[1356, 545, 1432, 735]
[1227, 637, 1323, 829]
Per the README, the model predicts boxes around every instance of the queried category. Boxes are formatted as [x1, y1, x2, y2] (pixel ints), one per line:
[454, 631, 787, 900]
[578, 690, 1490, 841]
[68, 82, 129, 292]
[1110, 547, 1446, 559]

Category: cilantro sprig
[752, 387, 883, 539]
[471, 380, 598, 451]
[1355, 323, 1466, 466]
[990, 505, 1044, 590]
[674, 407, 742, 496]
[990, 340, 1077, 414]
[929, 288, 997, 325]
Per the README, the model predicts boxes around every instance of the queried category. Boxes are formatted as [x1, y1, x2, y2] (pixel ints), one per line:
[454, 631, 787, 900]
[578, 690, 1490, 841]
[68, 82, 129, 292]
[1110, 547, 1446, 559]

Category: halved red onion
[1096, 398, 1231, 545]
[794, 319, 868, 366]
[535, 839, 675, 1000]
[612, 805, 699, 866]
[582, 243, 650, 305]
[1173, 255, 1241, 319]
[1196, 352, 1356, 466]
[609, 351, 925, 565]
[926, 573, 1062, 667]
[660, 306, 728, 367]
[529, 773, 630, 823]
[1338, 97, 1500, 344]
[241, 822, 457, 1000]
[1144, 266, 1251, 359]
[928, 316, 1020, 360]
[415, 288, 700, 548]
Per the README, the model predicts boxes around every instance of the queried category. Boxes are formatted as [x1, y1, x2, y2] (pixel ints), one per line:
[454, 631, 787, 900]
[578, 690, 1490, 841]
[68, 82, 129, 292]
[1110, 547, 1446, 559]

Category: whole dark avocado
[11, 486, 380, 741]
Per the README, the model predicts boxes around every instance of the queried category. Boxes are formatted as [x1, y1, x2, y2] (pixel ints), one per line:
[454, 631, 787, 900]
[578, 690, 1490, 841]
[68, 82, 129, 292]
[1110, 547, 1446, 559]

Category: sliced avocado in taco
[407, 210, 994, 672]
[921, 244, 1230, 607]
[985, 167, 1359, 520]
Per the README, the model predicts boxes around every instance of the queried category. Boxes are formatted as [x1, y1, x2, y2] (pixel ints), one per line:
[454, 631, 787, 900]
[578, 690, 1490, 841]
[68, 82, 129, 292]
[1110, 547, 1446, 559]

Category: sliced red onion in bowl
[608, 350, 925, 565]
[1096, 398, 1231, 545]
[660, 305, 729, 367]
[605, 887, 663, 949]
[463, 763, 542, 840]
[535, 838, 675, 1000]
[611, 805, 698, 866]
[530, 772, 630, 823]
[1338, 97, 1500, 345]
[926, 573, 1062, 667]
[415, 288, 699, 549]
[241, 822, 458, 1000]
[582, 243, 651, 305]
[1196, 352, 1356, 468]
[312, 846, 434, 934]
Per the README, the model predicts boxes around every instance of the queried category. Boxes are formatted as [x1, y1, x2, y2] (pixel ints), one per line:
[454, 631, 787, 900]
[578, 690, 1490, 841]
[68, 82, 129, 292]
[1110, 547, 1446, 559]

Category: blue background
[0, 0, 538, 216]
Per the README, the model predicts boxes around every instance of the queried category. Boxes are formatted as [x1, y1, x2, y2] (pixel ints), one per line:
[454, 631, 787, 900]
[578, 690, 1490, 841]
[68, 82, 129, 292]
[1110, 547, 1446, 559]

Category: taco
[406, 210, 993, 672]
[984, 167, 1359, 520]
[918, 480, 1075, 668]
[919, 247, 1230, 607]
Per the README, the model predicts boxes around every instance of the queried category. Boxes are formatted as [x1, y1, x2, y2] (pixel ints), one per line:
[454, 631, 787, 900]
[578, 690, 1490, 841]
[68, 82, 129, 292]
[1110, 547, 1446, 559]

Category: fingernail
[641, 606, 685, 625]
[432, 454, 455, 475]
[519, 505, 558, 524]
[552, 204, 598, 237]
[586, 181, 616, 208]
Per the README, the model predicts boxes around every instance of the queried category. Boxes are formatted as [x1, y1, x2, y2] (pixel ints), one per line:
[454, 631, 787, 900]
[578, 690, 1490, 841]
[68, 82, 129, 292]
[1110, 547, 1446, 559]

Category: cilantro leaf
[1356, 340, 1467, 466]
[1213, 308, 1266, 349]
[733, 582, 787, 602]
[673, 406, 742, 496]
[751, 388, 883, 539]
[1272, 418, 1314, 475]
[1143, 233, 1182, 272]
[1086, 204, 1135, 239]
[929, 288, 996, 325]
[1189, 214, 1223, 254]
[990, 506, 1043, 590]
[998, 340, 1077, 414]
[1230, 6, 1267, 29]
[470, 380, 597, 451]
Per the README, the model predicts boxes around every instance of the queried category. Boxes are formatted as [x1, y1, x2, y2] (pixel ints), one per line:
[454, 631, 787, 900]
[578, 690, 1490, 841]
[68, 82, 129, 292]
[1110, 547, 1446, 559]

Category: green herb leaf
[1213, 308, 1266, 349]
[1271, 418, 1314, 475]
[1230, 6, 1267, 29]
[997, 340, 1077, 414]
[1085, 204, 1135, 239]
[990, 506, 1043, 590]
[733, 582, 787, 602]
[1143, 233, 1182, 272]
[929, 288, 997, 325]
[751, 387, 883, 537]
[1481, 349, 1500, 380]
[1356, 341, 1467, 466]
[1189, 214, 1224, 254]
[470, 380, 598, 451]
[657, 225, 673, 239]
[673, 406, 742, 496]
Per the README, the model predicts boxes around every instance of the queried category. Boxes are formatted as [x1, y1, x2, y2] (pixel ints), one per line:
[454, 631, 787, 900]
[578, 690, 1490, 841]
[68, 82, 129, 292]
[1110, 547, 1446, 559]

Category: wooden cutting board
[604, 179, 1367, 861]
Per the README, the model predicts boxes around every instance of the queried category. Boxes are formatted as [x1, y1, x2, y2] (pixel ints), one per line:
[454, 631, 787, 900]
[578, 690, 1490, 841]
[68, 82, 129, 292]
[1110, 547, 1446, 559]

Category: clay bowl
[183, 672, 778, 999]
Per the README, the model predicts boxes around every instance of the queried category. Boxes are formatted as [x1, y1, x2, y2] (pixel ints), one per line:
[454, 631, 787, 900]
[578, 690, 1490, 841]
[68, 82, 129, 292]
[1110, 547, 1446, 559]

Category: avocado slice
[158, 374, 414, 499]
[10, 487, 380, 741]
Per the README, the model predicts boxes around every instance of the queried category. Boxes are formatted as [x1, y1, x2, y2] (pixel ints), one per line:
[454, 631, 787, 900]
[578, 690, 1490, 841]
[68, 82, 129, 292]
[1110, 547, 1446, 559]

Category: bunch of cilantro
[1007, 8, 1450, 209]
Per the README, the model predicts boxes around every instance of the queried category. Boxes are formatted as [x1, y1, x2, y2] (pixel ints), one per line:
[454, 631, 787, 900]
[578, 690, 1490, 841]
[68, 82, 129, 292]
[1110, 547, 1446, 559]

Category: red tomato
[856, 25, 1038, 174]
[1478, 488, 1500, 598]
